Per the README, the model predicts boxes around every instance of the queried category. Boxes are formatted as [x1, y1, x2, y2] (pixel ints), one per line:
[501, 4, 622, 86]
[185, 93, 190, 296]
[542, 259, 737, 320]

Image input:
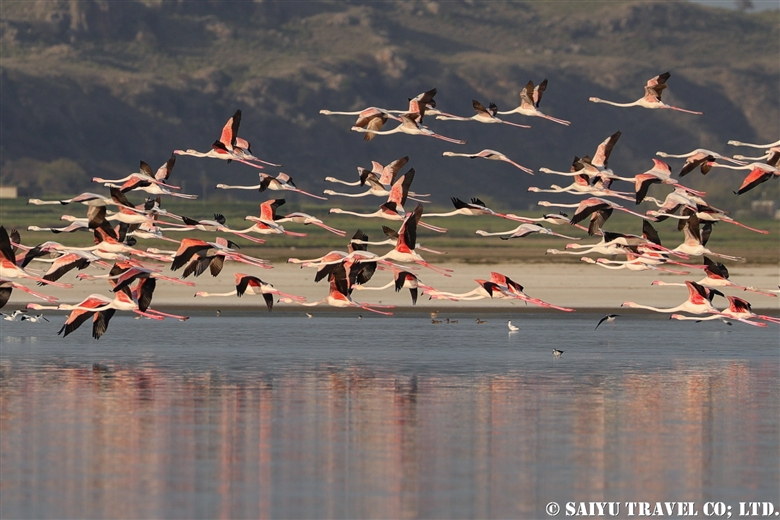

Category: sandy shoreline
[9, 261, 779, 312]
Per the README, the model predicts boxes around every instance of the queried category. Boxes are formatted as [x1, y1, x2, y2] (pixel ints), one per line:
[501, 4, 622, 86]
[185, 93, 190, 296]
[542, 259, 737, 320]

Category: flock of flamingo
[1, 72, 779, 338]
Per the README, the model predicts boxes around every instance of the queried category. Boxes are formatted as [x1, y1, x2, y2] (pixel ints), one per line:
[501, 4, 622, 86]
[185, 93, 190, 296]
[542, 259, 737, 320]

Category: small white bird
[553, 349, 564, 358]
[508, 320, 520, 332]
[2, 310, 25, 321]
[306, 312, 313, 318]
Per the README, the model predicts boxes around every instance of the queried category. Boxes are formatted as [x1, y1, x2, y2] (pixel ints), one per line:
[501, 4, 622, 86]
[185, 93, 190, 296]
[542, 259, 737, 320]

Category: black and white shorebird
[553, 349, 564, 358]
[2, 310, 25, 321]
[595, 314, 620, 330]
[20, 314, 49, 323]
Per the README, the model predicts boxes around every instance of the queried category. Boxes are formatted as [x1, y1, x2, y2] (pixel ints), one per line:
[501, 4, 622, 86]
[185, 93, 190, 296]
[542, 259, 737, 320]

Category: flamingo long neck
[198, 290, 237, 298]
[595, 99, 640, 108]
[356, 281, 394, 291]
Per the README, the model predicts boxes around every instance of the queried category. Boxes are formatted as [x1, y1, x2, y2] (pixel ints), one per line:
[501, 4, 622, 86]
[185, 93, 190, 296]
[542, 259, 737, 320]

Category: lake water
[1, 312, 778, 519]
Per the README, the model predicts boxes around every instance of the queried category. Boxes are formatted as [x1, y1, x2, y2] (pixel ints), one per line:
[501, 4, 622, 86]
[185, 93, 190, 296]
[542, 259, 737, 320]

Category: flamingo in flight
[733, 146, 780, 163]
[424, 197, 508, 219]
[329, 169, 448, 233]
[496, 79, 571, 125]
[654, 205, 771, 235]
[349, 225, 447, 255]
[278, 263, 395, 316]
[93, 155, 180, 190]
[589, 72, 703, 114]
[435, 99, 531, 128]
[540, 131, 622, 182]
[320, 107, 403, 141]
[0, 278, 59, 306]
[194, 273, 307, 311]
[363, 204, 454, 277]
[580, 255, 690, 275]
[325, 156, 410, 187]
[0, 227, 74, 289]
[174, 109, 280, 168]
[727, 138, 780, 149]
[350, 113, 467, 144]
[538, 198, 656, 226]
[651, 257, 777, 297]
[656, 149, 746, 177]
[216, 172, 327, 200]
[352, 270, 439, 306]
[671, 295, 779, 327]
[621, 281, 723, 316]
[669, 214, 745, 262]
[476, 223, 580, 241]
[442, 149, 534, 174]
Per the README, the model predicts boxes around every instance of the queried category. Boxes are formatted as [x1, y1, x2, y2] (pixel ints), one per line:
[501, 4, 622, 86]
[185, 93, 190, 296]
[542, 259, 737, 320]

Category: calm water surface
[1, 312, 778, 519]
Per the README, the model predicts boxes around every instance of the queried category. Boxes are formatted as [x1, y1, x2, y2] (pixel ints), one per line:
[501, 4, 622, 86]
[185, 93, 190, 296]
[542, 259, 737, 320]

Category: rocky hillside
[1, 0, 778, 210]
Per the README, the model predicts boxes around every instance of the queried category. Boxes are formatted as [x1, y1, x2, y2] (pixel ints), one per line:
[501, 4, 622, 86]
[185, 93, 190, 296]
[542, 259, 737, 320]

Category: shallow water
[1, 312, 778, 519]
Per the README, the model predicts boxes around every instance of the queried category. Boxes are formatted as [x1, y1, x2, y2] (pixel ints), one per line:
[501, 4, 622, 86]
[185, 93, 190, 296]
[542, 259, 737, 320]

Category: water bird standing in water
[507, 320, 519, 332]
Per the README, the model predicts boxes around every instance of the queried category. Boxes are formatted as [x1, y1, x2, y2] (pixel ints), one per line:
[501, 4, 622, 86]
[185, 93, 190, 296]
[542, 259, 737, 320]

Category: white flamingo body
[442, 149, 534, 174]
[589, 72, 703, 114]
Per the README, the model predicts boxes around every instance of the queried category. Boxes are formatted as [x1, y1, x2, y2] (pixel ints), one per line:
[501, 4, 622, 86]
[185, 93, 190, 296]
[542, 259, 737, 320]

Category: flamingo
[216, 172, 328, 200]
[169, 237, 270, 278]
[0, 227, 74, 289]
[174, 109, 280, 168]
[93, 156, 180, 190]
[278, 263, 394, 316]
[434, 99, 531, 128]
[670, 215, 745, 262]
[442, 149, 534, 174]
[656, 149, 746, 176]
[349, 225, 447, 255]
[27, 292, 162, 339]
[329, 169, 448, 233]
[732, 165, 780, 195]
[528, 175, 635, 202]
[580, 255, 690, 275]
[733, 146, 780, 162]
[352, 270, 436, 305]
[274, 212, 346, 237]
[28, 192, 114, 207]
[487, 271, 575, 312]
[496, 79, 571, 125]
[356, 204, 453, 277]
[589, 72, 703, 114]
[670, 296, 779, 327]
[538, 198, 657, 226]
[320, 107, 403, 141]
[540, 131, 623, 182]
[101, 178, 198, 200]
[324, 172, 430, 203]
[241, 199, 309, 238]
[0, 279, 58, 307]
[324, 156, 409, 187]
[621, 281, 722, 315]
[651, 257, 777, 297]
[350, 113, 467, 144]
[156, 214, 268, 245]
[424, 197, 507, 218]
[194, 273, 307, 311]
[727, 139, 780, 149]
[475, 223, 580, 240]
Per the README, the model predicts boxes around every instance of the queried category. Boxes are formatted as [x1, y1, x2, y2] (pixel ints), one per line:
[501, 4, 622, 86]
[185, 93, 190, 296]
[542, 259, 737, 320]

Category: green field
[2, 197, 777, 265]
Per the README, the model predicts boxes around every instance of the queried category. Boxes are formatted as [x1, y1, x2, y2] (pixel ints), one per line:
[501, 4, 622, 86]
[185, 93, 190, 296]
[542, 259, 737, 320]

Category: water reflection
[1, 352, 777, 519]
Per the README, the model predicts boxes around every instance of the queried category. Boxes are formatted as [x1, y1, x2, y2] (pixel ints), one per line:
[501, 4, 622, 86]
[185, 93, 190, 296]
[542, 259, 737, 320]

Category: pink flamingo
[350, 113, 467, 145]
[195, 273, 307, 311]
[435, 99, 531, 128]
[442, 149, 534, 174]
[589, 72, 703, 114]
[496, 79, 571, 125]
